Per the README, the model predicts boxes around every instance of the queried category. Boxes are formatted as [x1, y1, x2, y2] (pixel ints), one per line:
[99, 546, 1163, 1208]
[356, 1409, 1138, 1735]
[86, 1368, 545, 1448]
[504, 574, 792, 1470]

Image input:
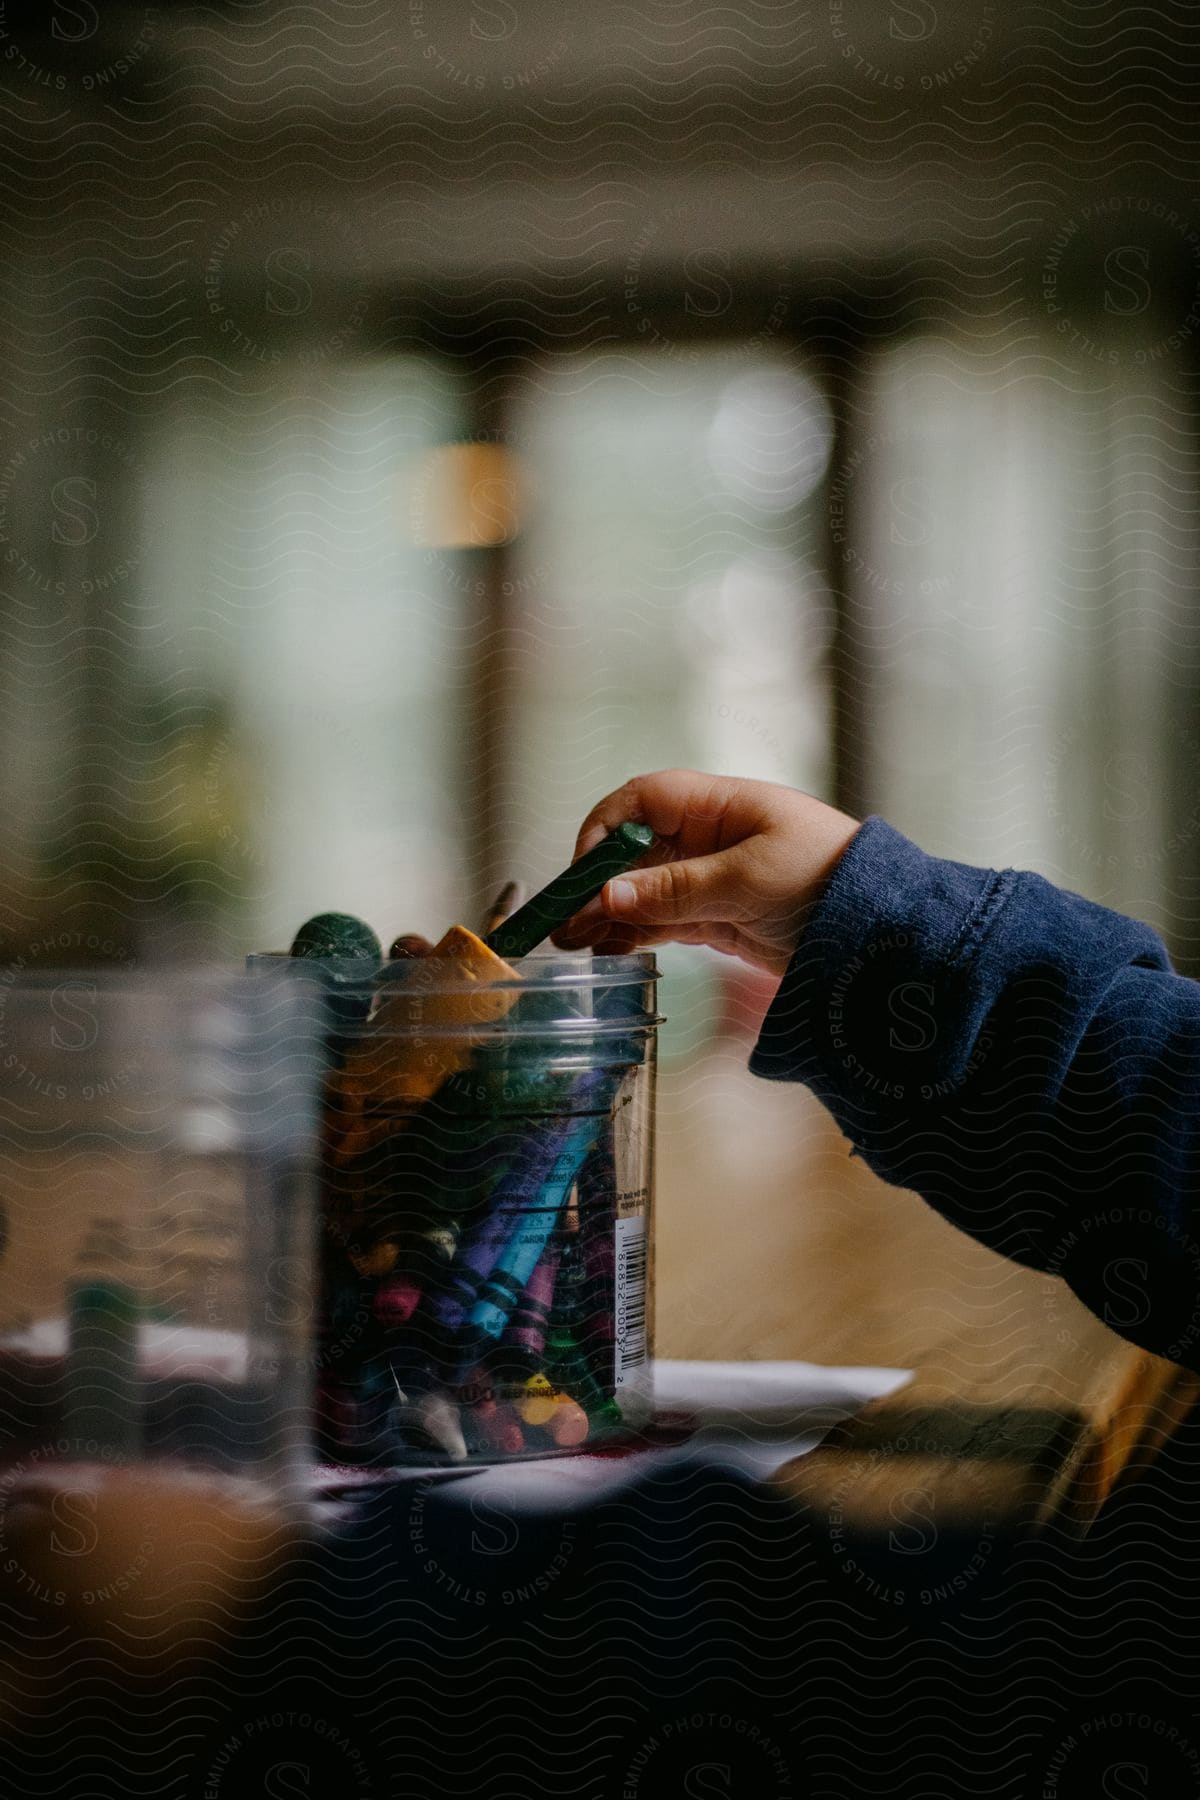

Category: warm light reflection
[406, 442, 525, 548]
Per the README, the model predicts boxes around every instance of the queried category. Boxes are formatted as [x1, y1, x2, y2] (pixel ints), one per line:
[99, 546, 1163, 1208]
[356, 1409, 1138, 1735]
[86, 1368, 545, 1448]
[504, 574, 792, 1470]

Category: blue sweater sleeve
[749, 816, 1200, 1370]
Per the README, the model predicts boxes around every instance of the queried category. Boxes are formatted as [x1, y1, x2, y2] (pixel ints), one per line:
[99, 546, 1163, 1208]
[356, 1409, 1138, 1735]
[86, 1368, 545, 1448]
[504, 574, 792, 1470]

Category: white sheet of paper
[315, 1359, 912, 1515]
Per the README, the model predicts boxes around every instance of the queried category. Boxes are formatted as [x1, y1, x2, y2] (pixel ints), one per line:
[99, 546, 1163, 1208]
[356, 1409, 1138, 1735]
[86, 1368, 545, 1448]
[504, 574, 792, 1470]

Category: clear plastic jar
[249, 950, 659, 1465]
[0, 968, 322, 1486]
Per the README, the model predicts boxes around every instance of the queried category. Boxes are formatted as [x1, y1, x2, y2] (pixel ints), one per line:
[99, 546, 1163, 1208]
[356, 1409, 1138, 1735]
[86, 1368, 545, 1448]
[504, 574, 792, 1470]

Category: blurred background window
[76, 357, 469, 960]
[851, 330, 1199, 960]
[504, 347, 835, 1059]
[4, 316, 1196, 990]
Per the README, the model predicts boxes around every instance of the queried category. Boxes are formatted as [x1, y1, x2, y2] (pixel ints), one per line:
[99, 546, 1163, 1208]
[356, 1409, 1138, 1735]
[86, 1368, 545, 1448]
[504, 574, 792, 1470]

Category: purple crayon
[502, 1240, 562, 1360]
[430, 1070, 607, 1339]
[427, 1208, 508, 1337]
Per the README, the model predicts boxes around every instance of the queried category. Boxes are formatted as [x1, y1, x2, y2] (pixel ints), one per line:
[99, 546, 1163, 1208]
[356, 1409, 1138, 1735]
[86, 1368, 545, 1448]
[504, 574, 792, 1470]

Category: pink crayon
[545, 1395, 589, 1448]
[373, 1275, 423, 1329]
[503, 1241, 562, 1360]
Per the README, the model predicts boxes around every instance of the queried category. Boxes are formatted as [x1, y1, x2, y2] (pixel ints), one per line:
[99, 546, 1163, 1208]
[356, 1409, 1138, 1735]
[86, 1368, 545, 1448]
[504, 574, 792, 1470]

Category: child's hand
[551, 769, 862, 976]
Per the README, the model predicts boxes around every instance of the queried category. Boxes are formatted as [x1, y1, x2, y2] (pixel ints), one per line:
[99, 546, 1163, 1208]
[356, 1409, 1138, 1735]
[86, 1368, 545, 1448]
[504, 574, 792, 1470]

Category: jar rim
[340, 1016, 663, 1040]
[246, 949, 660, 993]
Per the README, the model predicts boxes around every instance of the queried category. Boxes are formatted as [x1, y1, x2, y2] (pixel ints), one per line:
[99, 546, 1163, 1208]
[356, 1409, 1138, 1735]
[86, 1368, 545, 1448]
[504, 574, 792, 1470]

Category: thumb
[602, 852, 731, 925]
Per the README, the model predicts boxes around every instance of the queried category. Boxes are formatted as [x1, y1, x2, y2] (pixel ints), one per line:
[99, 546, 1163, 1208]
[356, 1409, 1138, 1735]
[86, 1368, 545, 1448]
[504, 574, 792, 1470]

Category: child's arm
[555, 770, 1200, 1371]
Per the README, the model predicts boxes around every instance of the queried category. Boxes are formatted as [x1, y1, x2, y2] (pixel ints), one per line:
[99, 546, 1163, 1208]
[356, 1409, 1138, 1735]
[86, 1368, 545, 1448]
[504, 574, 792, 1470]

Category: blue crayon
[430, 1069, 608, 1337]
[427, 1125, 570, 1333]
[466, 1115, 600, 1342]
[429, 1112, 593, 1337]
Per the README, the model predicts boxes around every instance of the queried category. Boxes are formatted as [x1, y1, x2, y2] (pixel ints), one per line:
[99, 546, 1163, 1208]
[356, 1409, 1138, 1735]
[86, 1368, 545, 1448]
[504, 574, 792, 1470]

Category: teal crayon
[465, 1112, 600, 1342]
[432, 1071, 607, 1337]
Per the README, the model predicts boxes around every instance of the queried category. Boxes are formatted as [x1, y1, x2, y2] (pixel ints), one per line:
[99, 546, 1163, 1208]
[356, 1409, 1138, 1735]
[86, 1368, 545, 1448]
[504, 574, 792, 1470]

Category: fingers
[572, 774, 656, 859]
[555, 848, 737, 947]
[568, 920, 657, 956]
[552, 894, 629, 949]
[559, 771, 762, 955]
[572, 769, 752, 860]
[389, 933, 435, 959]
[555, 772, 857, 971]
[602, 850, 736, 925]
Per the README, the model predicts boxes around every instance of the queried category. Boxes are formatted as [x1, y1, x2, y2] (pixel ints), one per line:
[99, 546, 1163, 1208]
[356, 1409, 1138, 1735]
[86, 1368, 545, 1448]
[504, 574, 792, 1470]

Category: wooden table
[3, 1041, 1195, 1535]
[655, 1047, 1200, 1534]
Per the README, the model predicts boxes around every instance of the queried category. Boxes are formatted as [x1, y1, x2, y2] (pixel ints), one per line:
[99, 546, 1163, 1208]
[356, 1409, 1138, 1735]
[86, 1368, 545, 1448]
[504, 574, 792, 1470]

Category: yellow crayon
[516, 1372, 559, 1428]
[348, 1235, 402, 1278]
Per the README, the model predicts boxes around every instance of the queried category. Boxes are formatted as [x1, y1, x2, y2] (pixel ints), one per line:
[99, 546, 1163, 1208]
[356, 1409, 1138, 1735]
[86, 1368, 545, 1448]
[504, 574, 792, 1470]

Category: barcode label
[614, 1215, 647, 1386]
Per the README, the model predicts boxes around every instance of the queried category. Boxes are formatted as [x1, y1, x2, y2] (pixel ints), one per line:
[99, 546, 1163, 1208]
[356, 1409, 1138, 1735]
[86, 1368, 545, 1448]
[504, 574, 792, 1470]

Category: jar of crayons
[249, 946, 659, 1464]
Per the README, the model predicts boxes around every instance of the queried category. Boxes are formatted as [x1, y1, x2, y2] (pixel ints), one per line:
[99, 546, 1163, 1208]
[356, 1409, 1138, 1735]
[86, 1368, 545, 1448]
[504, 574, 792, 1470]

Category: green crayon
[65, 1280, 140, 1454]
[290, 912, 382, 1032]
[483, 823, 654, 961]
[545, 1319, 621, 1428]
[291, 912, 382, 963]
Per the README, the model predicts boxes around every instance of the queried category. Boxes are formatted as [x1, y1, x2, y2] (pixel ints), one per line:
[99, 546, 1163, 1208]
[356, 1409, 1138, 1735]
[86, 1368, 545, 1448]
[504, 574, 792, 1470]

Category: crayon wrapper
[430, 1118, 594, 1335]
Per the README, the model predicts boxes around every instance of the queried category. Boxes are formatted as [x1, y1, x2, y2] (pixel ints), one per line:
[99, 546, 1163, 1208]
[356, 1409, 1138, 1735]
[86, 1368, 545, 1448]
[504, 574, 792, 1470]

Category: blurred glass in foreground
[0, 966, 323, 1485]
